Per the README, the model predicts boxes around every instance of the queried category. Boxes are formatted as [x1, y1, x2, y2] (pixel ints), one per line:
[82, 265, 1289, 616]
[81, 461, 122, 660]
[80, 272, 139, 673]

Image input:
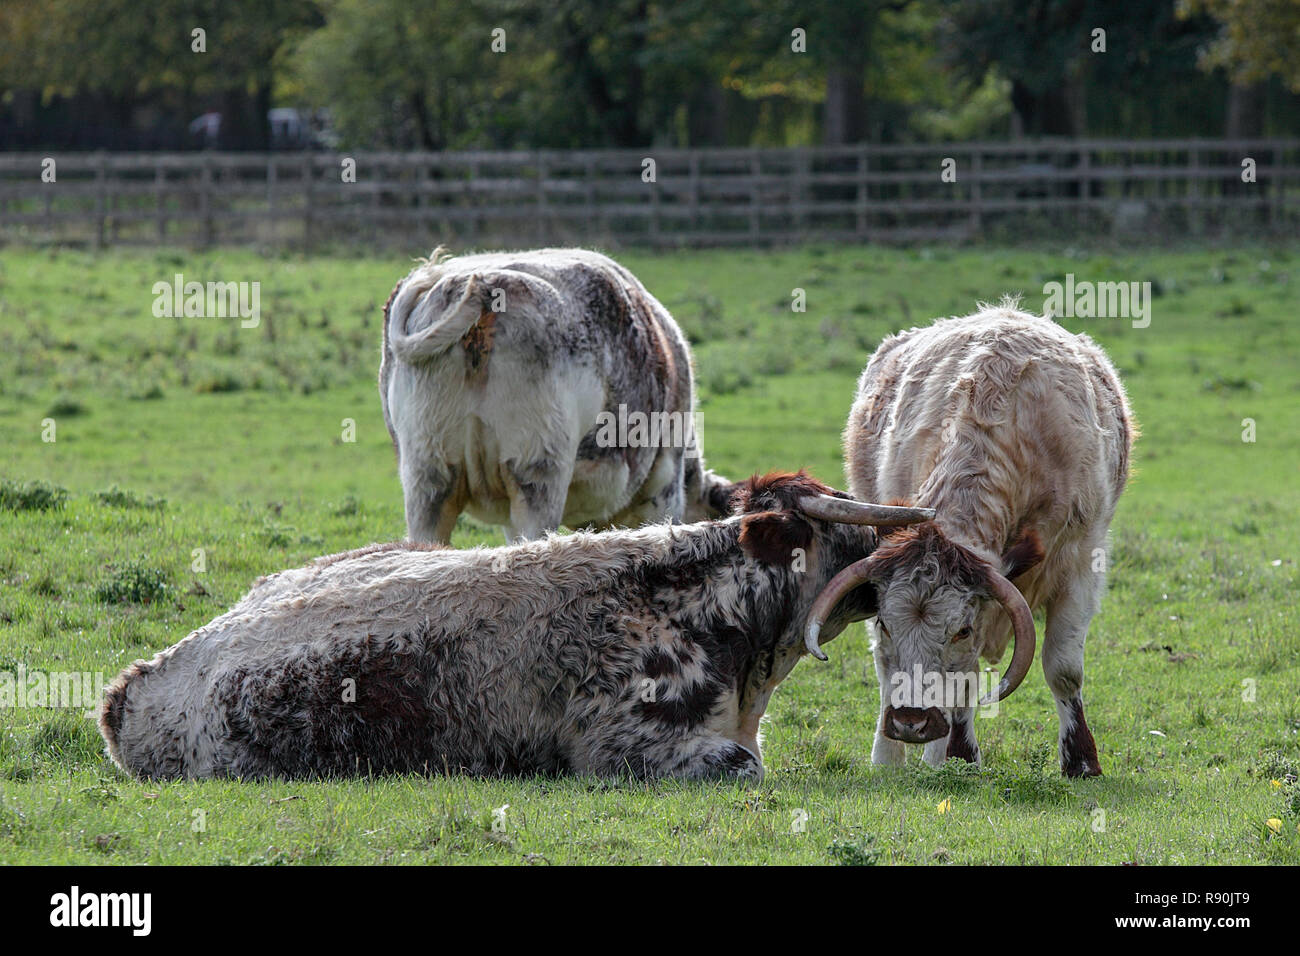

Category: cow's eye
[951, 627, 971, 643]
[877, 622, 891, 640]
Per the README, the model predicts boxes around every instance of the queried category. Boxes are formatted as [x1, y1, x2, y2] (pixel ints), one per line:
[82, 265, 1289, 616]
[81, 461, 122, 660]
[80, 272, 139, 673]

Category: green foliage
[1249, 749, 1298, 782]
[31, 713, 105, 766]
[46, 395, 87, 418]
[1179, 0, 1300, 91]
[828, 833, 881, 865]
[95, 562, 170, 606]
[94, 486, 166, 511]
[9, 0, 1294, 151]
[0, 479, 68, 512]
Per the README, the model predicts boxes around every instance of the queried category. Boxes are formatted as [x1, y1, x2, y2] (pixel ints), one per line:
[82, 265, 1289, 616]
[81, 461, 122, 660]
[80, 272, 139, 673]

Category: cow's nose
[884, 706, 950, 743]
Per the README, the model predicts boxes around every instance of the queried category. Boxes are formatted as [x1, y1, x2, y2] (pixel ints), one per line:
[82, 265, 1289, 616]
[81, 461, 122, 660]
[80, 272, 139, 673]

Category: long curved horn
[799, 494, 935, 527]
[978, 570, 1037, 704]
[803, 556, 875, 661]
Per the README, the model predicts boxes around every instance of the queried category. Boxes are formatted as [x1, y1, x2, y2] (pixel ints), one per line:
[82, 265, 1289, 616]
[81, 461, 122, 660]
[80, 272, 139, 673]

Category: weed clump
[94, 485, 166, 511]
[828, 833, 880, 866]
[0, 479, 68, 512]
[95, 562, 169, 605]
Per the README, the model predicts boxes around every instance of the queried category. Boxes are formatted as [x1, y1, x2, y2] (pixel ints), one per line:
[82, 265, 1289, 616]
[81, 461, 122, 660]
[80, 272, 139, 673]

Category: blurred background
[0, 0, 1297, 246]
[3, 0, 1299, 150]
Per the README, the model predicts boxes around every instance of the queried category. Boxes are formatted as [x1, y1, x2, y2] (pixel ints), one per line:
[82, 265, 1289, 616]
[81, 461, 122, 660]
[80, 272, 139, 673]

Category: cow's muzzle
[882, 706, 950, 744]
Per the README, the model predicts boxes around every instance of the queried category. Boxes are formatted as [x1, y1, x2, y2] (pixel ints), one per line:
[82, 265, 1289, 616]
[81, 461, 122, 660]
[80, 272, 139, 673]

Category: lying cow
[807, 302, 1134, 777]
[379, 247, 733, 543]
[99, 473, 933, 781]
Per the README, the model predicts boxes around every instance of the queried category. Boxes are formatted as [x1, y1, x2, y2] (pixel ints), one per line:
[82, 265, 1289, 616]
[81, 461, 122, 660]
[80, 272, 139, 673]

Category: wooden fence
[1, 139, 1296, 248]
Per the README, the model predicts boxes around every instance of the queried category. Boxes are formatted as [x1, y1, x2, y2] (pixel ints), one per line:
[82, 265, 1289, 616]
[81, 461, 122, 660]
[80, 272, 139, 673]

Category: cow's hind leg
[607, 448, 687, 529]
[1044, 570, 1104, 777]
[402, 460, 464, 544]
[503, 458, 571, 542]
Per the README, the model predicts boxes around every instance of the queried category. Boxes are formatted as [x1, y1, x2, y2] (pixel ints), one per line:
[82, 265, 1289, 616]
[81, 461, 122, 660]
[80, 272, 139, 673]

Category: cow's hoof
[1063, 762, 1102, 778]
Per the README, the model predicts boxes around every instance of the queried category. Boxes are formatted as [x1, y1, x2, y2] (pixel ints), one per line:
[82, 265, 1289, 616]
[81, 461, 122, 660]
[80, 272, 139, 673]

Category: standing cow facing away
[379, 247, 733, 543]
[98, 473, 933, 781]
[806, 303, 1134, 777]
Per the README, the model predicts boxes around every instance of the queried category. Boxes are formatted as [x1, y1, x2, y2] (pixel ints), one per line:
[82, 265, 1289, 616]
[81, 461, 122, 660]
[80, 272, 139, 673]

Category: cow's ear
[739, 511, 813, 566]
[874, 525, 904, 543]
[874, 499, 916, 543]
[1001, 528, 1045, 580]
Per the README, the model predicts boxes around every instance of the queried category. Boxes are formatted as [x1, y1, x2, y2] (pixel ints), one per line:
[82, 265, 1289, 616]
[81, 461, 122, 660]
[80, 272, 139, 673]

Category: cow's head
[729, 472, 935, 650]
[685, 467, 741, 523]
[804, 520, 1043, 744]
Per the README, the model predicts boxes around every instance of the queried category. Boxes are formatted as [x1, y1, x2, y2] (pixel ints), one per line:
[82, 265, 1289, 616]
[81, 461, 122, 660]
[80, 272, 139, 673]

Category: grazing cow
[379, 247, 733, 543]
[98, 473, 933, 781]
[806, 303, 1134, 777]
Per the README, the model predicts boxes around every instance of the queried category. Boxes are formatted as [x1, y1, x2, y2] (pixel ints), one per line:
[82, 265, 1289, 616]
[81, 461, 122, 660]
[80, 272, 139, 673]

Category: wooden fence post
[1078, 146, 1091, 231]
[794, 149, 808, 239]
[1270, 143, 1282, 231]
[536, 152, 547, 244]
[155, 160, 166, 242]
[94, 151, 107, 248]
[200, 153, 214, 246]
[689, 153, 700, 234]
[648, 154, 660, 244]
[266, 155, 277, 242]
[856, 145, 869, 240]
[302, 152, 313, 243]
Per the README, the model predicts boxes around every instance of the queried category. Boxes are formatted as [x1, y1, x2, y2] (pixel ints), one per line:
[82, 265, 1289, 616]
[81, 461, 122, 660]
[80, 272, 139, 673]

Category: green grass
[1, 242, 1298, 864]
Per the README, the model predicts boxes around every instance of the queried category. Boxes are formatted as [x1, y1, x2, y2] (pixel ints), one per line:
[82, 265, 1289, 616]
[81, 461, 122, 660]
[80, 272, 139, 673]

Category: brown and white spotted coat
[842, 304, 1134, 777]
[99, 473, 894, 782]
[378, 248, 733, 543]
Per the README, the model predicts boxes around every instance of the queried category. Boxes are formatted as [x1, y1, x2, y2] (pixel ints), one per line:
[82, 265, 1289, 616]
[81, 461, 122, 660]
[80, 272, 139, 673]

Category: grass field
[1, 241, 1297, 865]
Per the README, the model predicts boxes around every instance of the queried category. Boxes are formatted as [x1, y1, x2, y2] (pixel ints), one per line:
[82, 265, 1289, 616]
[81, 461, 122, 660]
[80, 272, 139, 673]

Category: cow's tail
[98, 658, 154, 775]
[385, 255, 488, 365]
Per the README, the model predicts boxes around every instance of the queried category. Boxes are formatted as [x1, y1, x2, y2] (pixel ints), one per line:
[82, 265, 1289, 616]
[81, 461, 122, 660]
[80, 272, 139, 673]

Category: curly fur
[99, 474, 888, 782]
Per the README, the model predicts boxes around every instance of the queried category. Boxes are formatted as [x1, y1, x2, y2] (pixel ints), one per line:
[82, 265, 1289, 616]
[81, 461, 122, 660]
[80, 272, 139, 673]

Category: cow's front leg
[920, 708, 979, 767]
[935, 707, 980, 766]
[1044, 574, 1103, 777]
[676, 735, 763, 783]
[613, 733, 762, 782]
[871, 633, 905, 766]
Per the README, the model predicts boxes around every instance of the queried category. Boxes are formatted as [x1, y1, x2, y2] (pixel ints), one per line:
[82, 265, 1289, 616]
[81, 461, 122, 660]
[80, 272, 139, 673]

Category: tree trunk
[688, 82, 729, 146]
[823, 67, 868, 145]
[1225, 82, 1264, 138]
[1010, 80, 1076, 137]
[410, 89, 437, 151]
[253, 80, 272, 151]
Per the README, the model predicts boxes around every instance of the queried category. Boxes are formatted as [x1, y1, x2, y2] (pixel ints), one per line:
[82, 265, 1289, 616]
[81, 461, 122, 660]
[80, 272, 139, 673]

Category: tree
[289, 0, 494, 149]
[1179, 0, 1300, 92]
[0, 0, 321, 148]
[936, 0, 1233, 137]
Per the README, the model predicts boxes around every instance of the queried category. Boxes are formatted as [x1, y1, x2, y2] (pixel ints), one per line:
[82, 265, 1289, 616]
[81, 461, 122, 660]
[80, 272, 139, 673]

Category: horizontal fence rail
[1, 140, 1296, 248]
